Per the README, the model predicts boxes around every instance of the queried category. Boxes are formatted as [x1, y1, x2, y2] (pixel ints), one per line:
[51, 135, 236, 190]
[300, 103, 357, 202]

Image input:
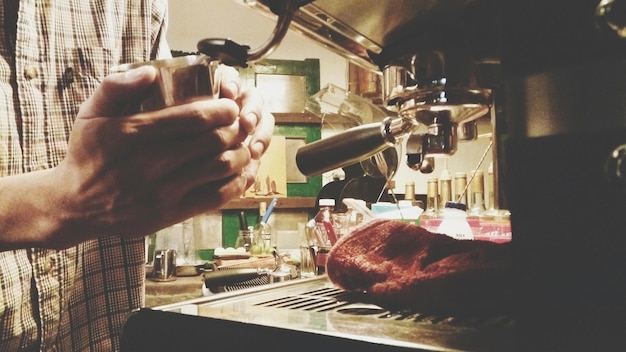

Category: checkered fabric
[0, 1, 170, 350]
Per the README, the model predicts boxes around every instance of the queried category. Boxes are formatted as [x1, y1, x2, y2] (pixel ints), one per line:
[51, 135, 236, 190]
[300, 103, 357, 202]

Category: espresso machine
[257, 0, 626, 350]
[120, 1, 626, 351]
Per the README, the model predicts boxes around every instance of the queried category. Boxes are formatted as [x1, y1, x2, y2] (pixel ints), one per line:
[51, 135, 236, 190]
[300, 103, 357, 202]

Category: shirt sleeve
[151, 0, 172, 60]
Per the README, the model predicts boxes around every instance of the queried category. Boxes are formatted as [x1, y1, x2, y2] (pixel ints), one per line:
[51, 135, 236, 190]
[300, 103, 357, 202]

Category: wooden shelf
[222, 197, 316, 210]
[273, 112, 321, 125]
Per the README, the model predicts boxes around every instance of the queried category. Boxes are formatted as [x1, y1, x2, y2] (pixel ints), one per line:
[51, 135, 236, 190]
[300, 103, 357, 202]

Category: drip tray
[121, 276, 515, 352]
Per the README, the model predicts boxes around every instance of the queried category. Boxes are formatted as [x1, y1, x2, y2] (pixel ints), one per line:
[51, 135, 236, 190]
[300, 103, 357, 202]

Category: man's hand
[218, 65, 275, 189]
[40, 64, 273, 248]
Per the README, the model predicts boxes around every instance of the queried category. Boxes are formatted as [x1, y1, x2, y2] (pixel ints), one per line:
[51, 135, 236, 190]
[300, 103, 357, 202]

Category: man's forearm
[0, 169, 65, 250]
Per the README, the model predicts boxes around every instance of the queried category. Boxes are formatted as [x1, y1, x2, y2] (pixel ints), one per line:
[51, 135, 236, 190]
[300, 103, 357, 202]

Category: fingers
[56, 63, 274, 244]
[79, 65, 158, 117]
[161, 146, 251, 215]
[247, 110, 275, 160]
[118, 98, 242, 143]
[234, 84, 274, 159]
[236, 86, 263, 134]
[158, 143, 251, 195]
[219, 64, 241, 100]
[242, 158, 261, 189]
[180, 173, 247, 213]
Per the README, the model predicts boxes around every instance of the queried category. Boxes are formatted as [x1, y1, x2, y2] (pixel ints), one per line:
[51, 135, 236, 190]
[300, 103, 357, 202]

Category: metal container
[175, 263, 205, 277]
[151, 249, 177, 282]
[111, 55, 220, 112]
[269, 264, 297, 283]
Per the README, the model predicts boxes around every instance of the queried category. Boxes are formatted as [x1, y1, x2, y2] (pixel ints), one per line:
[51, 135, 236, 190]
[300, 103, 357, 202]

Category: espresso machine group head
[295, 48, 493, 177]
[382, 50, 493, 172]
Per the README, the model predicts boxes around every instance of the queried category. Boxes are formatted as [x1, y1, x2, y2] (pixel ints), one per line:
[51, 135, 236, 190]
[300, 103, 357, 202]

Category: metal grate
[253, 286, 515, 330]
[224, 275, 270, 291]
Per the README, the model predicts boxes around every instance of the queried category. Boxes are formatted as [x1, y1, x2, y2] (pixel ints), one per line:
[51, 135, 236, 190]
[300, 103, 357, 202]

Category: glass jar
[235, 226, 254, 252]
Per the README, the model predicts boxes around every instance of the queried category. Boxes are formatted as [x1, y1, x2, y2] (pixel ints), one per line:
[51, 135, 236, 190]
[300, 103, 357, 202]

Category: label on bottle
[476, 218, 512, 243]
[436, 209, 474, 240]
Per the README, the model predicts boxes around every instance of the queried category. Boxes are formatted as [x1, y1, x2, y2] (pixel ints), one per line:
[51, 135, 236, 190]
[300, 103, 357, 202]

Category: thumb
[80, 65, 158, 117]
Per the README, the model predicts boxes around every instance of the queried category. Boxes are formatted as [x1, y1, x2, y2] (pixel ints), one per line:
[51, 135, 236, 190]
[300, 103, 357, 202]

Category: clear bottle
[466, 170, 487, 238]
[468, 170, 487, 217]
[299, 223, 317, 278]
[331, 209, 351, 240]
[252, 222, 272, 256]
[314, 198, 336, 247]
[235, 226, 254, 252]
[454, 172, 468, 206]
[439, 173, 452, 210]
[439, 161, 452, 209]
[251, 201, 273, 255]
[145, 233, 156, 264]
[437, 201, 474, 240]
[419, 177, 440, 231]
[346, 199, 366, 230]
[485, 161, 498, 216]
[404, 181, 416, 205]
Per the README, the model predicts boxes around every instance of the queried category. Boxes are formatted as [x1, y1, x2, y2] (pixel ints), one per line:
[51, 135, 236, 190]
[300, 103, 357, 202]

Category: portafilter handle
[296, 117, 418, 176]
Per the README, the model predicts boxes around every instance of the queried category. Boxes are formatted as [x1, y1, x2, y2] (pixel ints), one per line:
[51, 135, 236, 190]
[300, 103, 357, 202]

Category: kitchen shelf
[222, 197, 316, 210]
[272, 112, 321, 125]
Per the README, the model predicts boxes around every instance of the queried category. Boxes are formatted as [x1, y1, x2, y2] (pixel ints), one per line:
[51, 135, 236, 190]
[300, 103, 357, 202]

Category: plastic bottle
[419, 177, 441, 231]
[454, 172, 468, 206]
[331, 209, 351, 240]
[439, 171, 452, 210]
[436, 201, 474, 240]
[468, 170, 487, 217]
[485, 161, 497, 216]
[299, 223, 317, 278]
[314, 198, 337, 247]
[345, 199, 366, 231]
[404, 181, 416, 205]
[467, 170, 487, 237]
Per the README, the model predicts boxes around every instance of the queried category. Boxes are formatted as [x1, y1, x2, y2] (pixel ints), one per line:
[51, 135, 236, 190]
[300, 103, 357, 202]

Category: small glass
[331, 212, 350, 240]
[250, 222, 273, 256]
[299, 222, 317, 278]
[235, 226, 254, 252]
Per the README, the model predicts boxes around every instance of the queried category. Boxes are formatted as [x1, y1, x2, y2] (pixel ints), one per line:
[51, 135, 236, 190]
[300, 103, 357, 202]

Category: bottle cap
[444, 201, 467, 211]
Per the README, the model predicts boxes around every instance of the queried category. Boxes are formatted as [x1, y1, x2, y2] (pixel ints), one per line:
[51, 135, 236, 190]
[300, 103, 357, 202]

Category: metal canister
[151, 249, 177, 282]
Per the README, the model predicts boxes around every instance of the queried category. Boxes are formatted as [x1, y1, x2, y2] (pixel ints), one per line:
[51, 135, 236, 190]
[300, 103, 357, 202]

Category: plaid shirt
[0, 1, 170, 351]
